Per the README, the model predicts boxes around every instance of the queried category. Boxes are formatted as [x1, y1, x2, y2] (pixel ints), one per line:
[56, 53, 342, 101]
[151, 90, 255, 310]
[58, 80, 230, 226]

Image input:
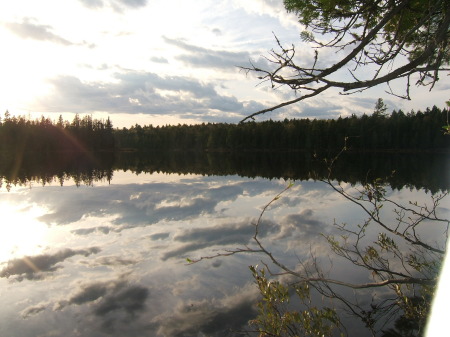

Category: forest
[0, 111, 115, 153]
[0, 104, 449, 154]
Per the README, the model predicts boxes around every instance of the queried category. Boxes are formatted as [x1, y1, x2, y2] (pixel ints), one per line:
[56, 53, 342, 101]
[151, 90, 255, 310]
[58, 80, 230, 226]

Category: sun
[0, 201, 49, 265]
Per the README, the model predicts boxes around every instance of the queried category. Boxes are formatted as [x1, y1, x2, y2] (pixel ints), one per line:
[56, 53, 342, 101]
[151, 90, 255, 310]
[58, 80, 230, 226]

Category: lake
[0, 151, 448, 337]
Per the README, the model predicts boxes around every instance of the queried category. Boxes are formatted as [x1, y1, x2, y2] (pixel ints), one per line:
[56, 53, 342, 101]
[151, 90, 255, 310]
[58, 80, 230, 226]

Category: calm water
[0, 152, 448, 337]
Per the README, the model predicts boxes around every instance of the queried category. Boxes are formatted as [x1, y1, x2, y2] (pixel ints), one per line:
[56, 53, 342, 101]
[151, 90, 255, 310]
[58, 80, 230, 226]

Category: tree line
[115, 105, 449, 152]
[1, 104, 448, 153]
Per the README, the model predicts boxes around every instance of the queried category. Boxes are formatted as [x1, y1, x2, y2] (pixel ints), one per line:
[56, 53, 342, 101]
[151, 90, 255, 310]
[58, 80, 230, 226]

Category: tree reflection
[0, 151, 114, 190]
[0, 151, 448, 193]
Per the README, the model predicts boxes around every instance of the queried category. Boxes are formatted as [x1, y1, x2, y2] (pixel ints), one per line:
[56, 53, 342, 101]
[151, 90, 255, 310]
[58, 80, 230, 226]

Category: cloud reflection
[155, 282, 259, 337]
[32, 180, 262, 231]
[57, 277, 149, 333]
[0, 174, 353, 337]
[161, 218, 280, 261]
[0, 247, 100, 281]
[20, 302, 49, 319]
[278, 209, 330, 240]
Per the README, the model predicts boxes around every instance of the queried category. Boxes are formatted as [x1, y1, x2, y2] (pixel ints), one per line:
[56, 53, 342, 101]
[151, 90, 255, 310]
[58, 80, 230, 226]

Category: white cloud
[163, 36, 252, 70]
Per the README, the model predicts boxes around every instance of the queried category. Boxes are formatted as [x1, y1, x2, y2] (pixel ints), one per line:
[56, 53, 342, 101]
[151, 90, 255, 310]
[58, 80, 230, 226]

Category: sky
[1, 0, 449, 128]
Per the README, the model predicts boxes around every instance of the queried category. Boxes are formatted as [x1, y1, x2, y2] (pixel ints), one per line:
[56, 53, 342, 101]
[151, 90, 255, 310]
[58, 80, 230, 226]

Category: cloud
[59, 179, 285, 231]
[38, 190, 110, 225]
[278, 209, 329, 241]
[78, 0, 148, 11]
[0, 247, 101, 281]
[158, 202, 334, 262]
[32, 181, 248, 232]
[161, 218, 278, 260]
[163, 36, 270, 71]
[148, 232, 170, 240]
[55, 277, 149, 332]
[155, 282, 259, 337]
[3, 17, 74, 46]
[20, 302, 49, 319]
[298, 100, 344, 119]
[20, 271, 258, 337]
[78, 0, 104, 8]
[1, 176, 353, 336]
[71, 226, 114, 235]
[149, 56, 169, 64]
[61, 278, 148, 309]
[82, 255, 139, 268]
[212, 28, 222, 36]
[346, 95, 399, 115]
[18, 178, 289, 263]
[36, 71, 255, 121]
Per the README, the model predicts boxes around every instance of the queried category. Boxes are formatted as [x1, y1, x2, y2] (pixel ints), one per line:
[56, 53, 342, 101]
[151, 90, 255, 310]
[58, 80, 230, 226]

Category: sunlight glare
[0, 202, 49, 264]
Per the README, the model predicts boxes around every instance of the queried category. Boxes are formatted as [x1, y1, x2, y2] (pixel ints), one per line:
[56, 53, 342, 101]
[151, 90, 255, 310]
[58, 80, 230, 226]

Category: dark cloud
[95, 285, 148, 316]
[20, 302, 49, 319]
[78, 0, 104, 8]
[161, 242, 215, 261]
[0, 247, 101, 281]
[3, 17, 74, 45]
[300, 103, 343, 119]
[279, 209, 329, 241]
[284, 209, 324, 227]
[111, 0, 148, 8]
[148, 232, 170, 240]
[68, 282, 109, 305]
[71, 226, 114, 235]
[160, 300, 255, 337]
[78, 0, 148, 10]
[56, 277, 149, 332]
[212, 28, 222, 36]
[82, 255, 139, 268]
[261, 0, 282, 8]
[150, 56, 169, 64]
[163, 36, 270, 71]
[156, 284, 258, 337]
[161, 219, 278, 260]
[116, 195, 218, 227]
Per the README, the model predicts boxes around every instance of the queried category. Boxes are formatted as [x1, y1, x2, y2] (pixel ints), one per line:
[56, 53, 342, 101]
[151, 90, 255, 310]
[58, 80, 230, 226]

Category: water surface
[0, 152, 448, 337]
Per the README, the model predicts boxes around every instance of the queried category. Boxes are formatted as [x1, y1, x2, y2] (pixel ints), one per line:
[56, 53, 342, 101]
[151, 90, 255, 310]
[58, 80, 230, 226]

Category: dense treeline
[115, 106, 449, 151]
[0, 111, 115, 153]
[0, 105, 448, 153]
